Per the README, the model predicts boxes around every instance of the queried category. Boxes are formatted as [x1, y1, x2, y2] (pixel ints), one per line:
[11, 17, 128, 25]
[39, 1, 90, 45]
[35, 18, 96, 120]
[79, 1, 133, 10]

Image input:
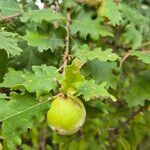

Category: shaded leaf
[0, 50, 7, 82]
[117, 137, 131, 150]
[82, 60, 120, 89]
[87, 101, 108, 114]
[9, 46, 52, 70]
[124, 71, 150, 107]
[120, 3, 150, 26]
[69, 142, 79, 150]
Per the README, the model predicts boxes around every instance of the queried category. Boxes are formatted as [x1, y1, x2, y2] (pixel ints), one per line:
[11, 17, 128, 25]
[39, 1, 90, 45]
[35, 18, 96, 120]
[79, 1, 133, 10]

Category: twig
[119, 42, 150, 68]
[114, 0, 120, 5]
[0, 12, 22, 22]
[39, 127, 47, 150]
[119, 52, 131, 68]
[119, 41, 150, 68]
[62, 9, 72, 75]
[139, 41, 150, 49]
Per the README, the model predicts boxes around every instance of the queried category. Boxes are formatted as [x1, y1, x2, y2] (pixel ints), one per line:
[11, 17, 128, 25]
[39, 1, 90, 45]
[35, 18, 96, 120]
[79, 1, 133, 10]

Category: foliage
[0, 93, 50, 148]
[0, 0, 150, 149]
[0, 31, 22, 56]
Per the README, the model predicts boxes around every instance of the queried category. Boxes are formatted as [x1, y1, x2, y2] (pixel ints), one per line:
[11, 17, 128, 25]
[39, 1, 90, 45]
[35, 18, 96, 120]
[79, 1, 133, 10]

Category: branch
[62, 9, 72, 74]
[139, 41, 150, 49]
[0, 12, 22, 22]
[119, 52, 131, 68]
[119, 41, 150, 68]
[114, 0, 121, 5]
[39, 126, 47, 150]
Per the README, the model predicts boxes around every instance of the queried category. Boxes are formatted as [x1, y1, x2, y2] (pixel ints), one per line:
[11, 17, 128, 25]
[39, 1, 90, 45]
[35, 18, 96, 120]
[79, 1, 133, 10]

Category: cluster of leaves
[0, 0, 150, 149]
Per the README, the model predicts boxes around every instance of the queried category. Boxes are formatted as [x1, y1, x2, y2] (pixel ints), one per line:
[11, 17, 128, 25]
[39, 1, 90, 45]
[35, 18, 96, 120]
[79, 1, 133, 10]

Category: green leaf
[0, 93, 8, 99]
[72, 44, 119, 63]
[0, 0, 22, 16]
[62, 0, 77, 9]
[83, 60, 120, 89]
[77, 80, 117, 101]
[117, 137, 131, 150]
[0, 93, 50, 148]
[22, 30, 64, 52]
[0, 68, 25, 87]
[120, 25, 142, 49]
[22, 66, 61, 97]
[52, 133, 69, 144]
[131, 50, 150, 64]
[79, 138, 86, 150]
[0, 65, 61, 97]
[87, 101, 108, 114]
[69, 142, 79, 150]
[0, 50, 7, 68]
[124, 71, 150, 107]
[88, 139, 101, 150]
[9, 45, 52, 70]
[21, 9, 65, 23]
[97, 0, 122, 26]
[61, 59, 84, 95]
[120, 3, 150, 26]
[0, 31, 22, 56]
[71, 9, 113, 40]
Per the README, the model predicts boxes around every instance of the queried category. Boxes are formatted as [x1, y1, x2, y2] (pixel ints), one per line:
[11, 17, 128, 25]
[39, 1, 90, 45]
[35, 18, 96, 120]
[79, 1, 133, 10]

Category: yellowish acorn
[85, 0, 103, 7]
[0, 143, 2, 150]
[47, 94, 86, 135]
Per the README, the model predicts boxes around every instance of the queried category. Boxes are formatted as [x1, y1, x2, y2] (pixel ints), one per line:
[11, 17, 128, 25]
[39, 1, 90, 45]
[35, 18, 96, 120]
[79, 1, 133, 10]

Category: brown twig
[119, 41, 150, 68]
[114, 0, 120, 5]
[119, 52, 131, 68]
[39, 127, 47, 150]
[139, 41, 150, 49]
[61, 9, 72, 74]
[0, 12, 22, 22]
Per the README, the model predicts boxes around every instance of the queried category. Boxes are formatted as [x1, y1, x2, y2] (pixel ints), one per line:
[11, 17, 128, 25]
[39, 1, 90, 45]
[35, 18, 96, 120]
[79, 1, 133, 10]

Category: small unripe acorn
[47, 95, 86, 135]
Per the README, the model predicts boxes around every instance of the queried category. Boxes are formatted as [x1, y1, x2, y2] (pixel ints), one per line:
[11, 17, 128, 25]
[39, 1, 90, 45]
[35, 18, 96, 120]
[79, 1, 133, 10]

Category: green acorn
[47, 95, 86, 135]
